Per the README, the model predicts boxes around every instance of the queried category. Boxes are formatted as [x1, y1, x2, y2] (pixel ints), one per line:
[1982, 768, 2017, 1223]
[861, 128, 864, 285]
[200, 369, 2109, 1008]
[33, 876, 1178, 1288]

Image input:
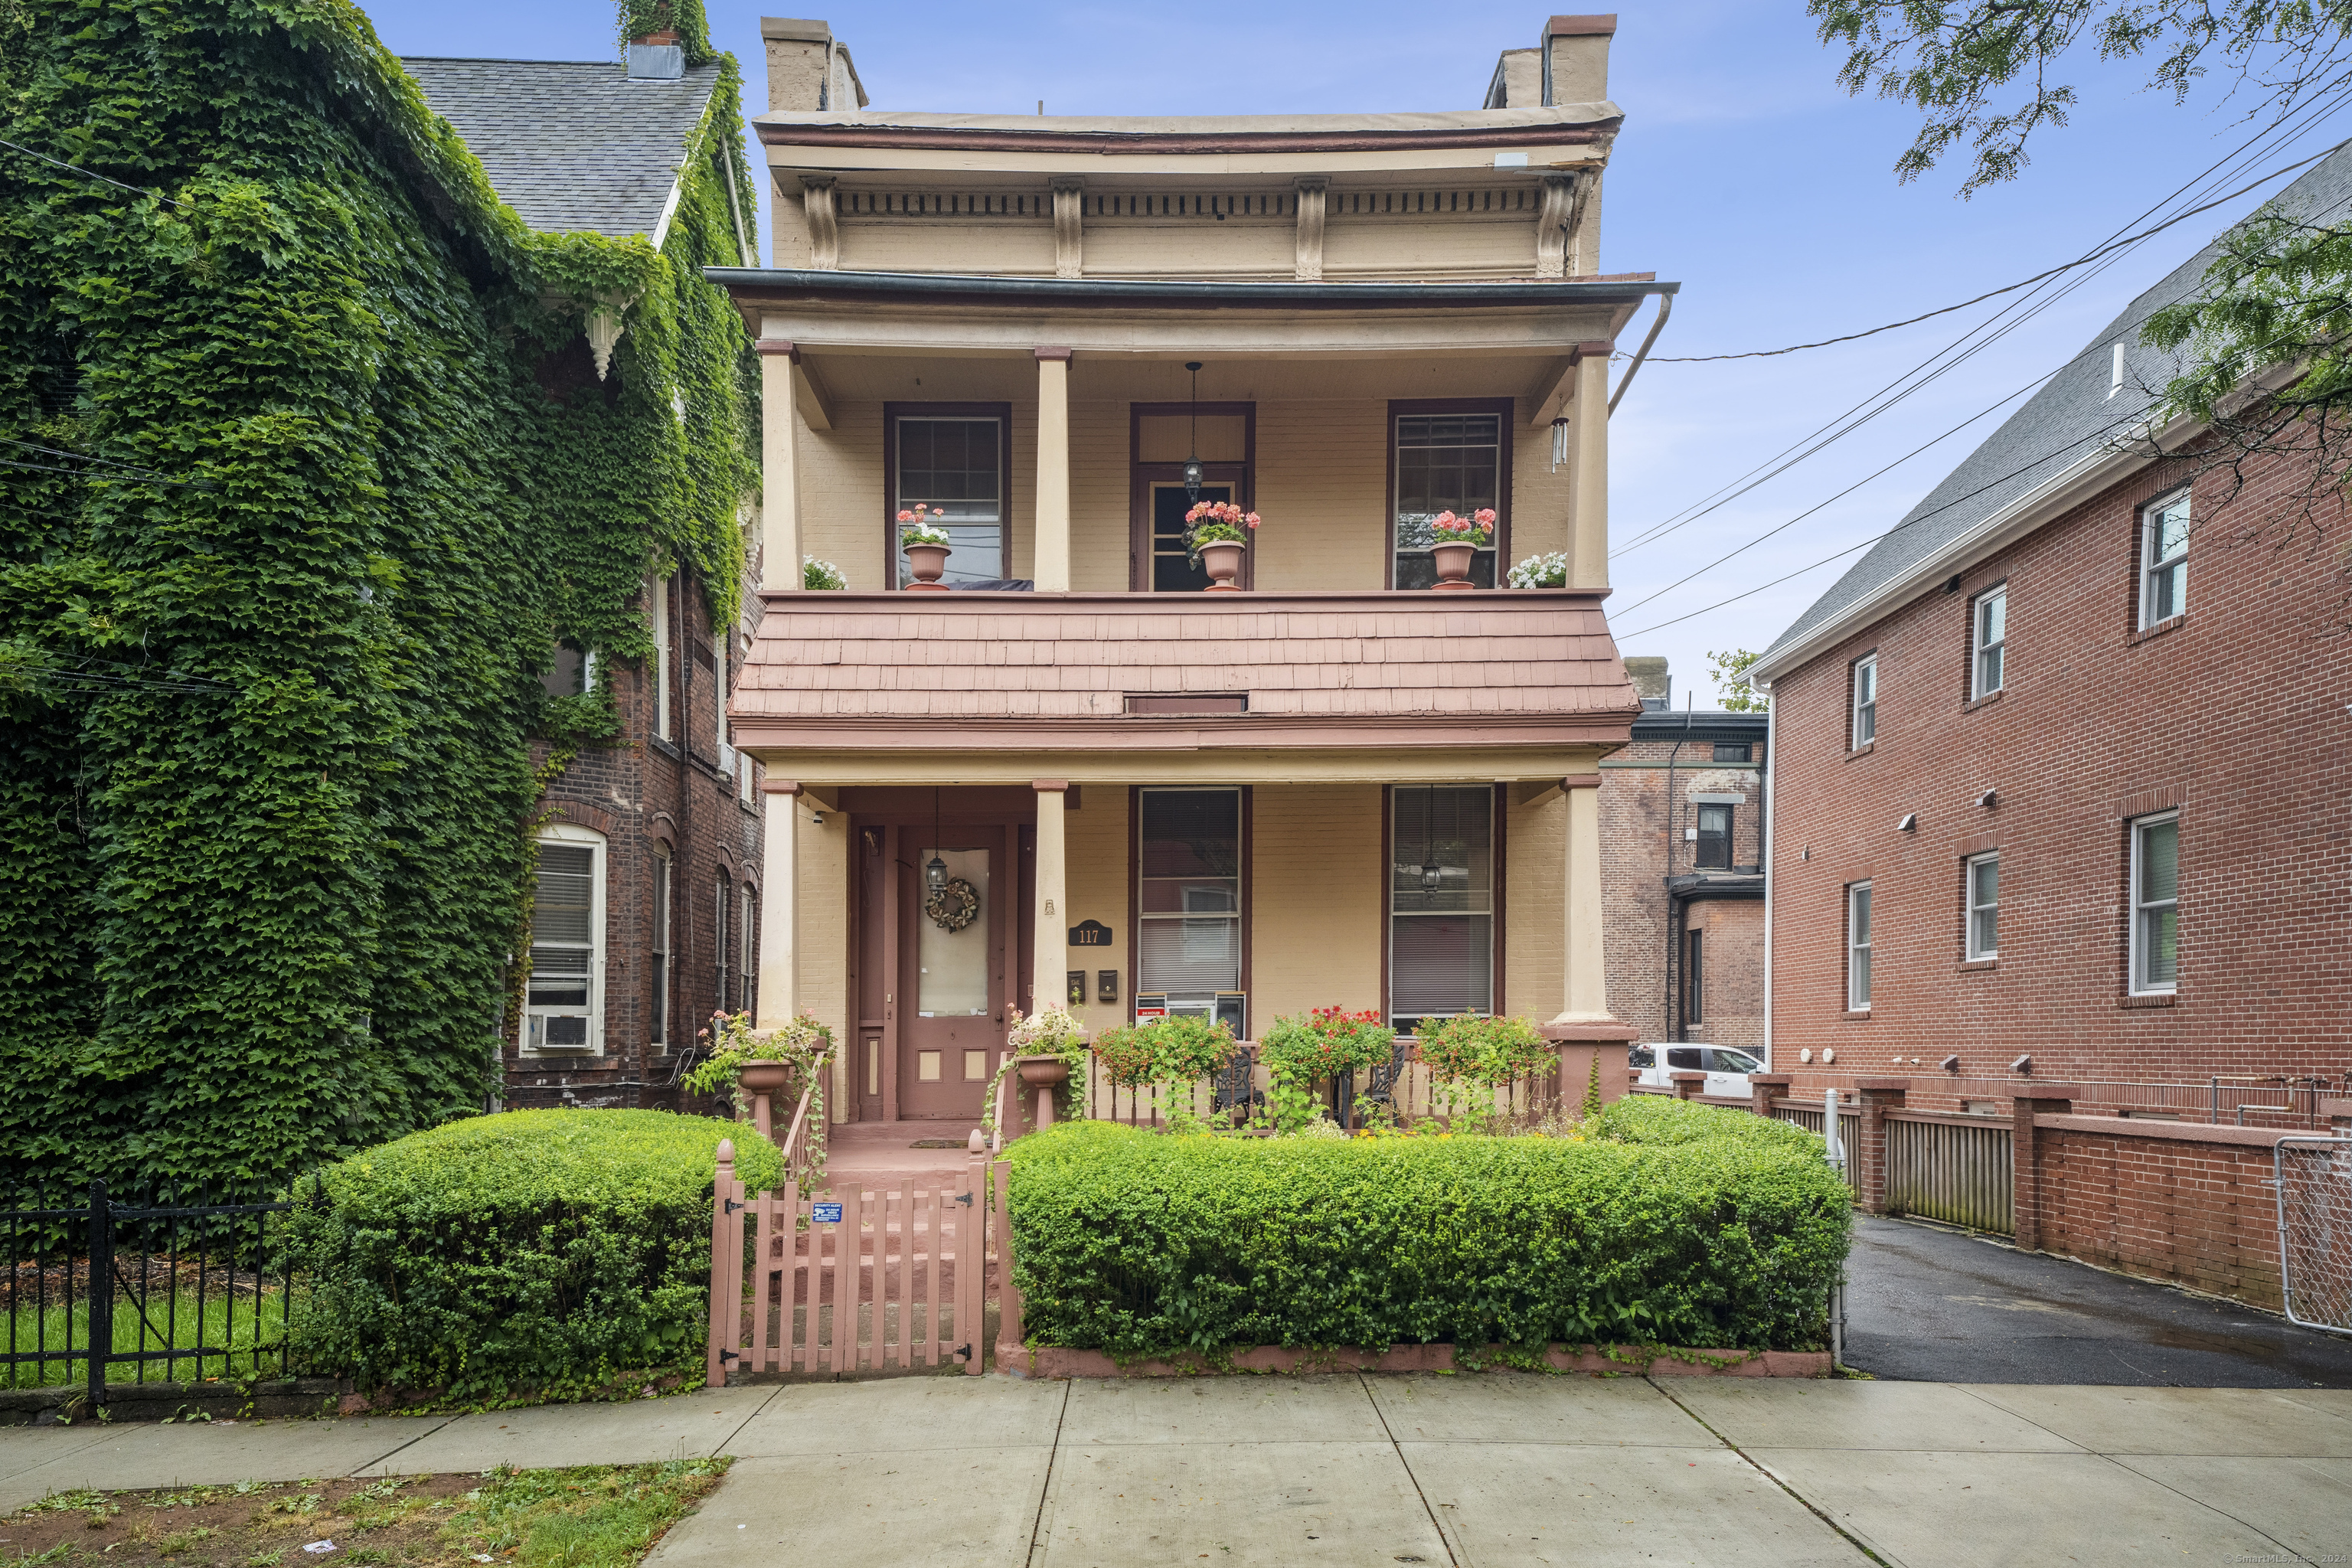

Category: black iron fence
[4, 1178, 315, 1412]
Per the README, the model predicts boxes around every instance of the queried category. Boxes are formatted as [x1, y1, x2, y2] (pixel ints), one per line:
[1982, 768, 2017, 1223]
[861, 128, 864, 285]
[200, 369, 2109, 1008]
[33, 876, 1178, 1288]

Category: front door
[900, 826, 1010, 1119]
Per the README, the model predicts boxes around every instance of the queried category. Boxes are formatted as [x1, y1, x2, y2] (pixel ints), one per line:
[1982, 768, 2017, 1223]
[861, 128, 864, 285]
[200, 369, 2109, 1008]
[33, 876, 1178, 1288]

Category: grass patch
[0, 1462, 730, 1568]
[1, 1291, 299, 1389]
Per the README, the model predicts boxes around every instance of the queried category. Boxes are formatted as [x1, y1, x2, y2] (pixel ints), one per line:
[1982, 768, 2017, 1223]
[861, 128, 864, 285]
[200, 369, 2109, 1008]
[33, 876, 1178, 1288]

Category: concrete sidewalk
[6, 1377, 2350, 1566]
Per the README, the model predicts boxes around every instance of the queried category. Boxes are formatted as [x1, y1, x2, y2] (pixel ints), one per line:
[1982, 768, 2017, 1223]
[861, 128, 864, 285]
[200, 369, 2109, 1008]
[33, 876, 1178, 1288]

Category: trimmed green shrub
[282, 1110, 778, 1403]
[1008, 1098, 1848, 1358]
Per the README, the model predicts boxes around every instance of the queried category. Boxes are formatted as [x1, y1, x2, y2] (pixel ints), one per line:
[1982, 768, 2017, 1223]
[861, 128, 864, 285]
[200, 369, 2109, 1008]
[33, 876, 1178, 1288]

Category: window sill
[2132, 613, 2187, 646]
[1841, 1008, 1873, 1020]
[648, 735, 680, 760]
[1963, 689, 2004, 714]
[2121, 991, 2177, 1008]
[1957, 957, 1998, 972]
[1845, 742, 1875, 761]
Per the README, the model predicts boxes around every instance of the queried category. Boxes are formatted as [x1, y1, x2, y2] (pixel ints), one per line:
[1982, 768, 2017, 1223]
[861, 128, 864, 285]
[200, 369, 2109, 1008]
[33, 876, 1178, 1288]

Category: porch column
[756, 780, 799, 1028]
[1571, 341, 1610, 590]
[1034, 350, 1072, 592]
[756, 341, 802, 591]
[1032, 780, 1069, 1016]
[1545, 776, 1634, 1100]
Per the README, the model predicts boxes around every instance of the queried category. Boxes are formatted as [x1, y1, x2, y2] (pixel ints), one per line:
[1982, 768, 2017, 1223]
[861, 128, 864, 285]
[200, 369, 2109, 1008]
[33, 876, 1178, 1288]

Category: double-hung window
[1972, 586, 2007, 697]
[527, 826, 604, 1053]
[1965, 851, 1999, 960]
[1694, 804, 1732, 871]
[650, 577, 671, 740]
[893, 412, 1006, 587]
[1845, 882, 1873, 1011]
[715, 872, 731, 1014]
[2130, 812, 2179, 994]
[2140, 491, 2190, 626]
[1851, 655, 1878, 749]
[1138, 789, 1243, 1011]
[740, 882, 758, 1024]
[1390, 786, 1495, 1034]
[1392, 408, 1504, 590]
[650, 847, 671, 1050]
[1684, 929, 1705, 1026]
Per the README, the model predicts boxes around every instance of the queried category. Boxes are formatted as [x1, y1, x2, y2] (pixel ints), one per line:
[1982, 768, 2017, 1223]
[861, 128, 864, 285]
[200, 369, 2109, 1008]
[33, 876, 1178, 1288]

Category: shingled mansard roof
[403, 57, 724, 237]
[1756, 142, 2352, 677]
[728, 592, 1642, 750]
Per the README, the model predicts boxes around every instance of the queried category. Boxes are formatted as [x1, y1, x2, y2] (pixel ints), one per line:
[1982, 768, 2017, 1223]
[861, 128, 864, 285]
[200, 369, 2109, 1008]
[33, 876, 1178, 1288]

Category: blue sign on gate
[812, 1201, 844, 1223]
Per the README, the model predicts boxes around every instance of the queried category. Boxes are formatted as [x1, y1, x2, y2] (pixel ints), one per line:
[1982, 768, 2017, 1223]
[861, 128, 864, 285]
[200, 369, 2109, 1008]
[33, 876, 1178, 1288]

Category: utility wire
[0, 136, 191, 208]
[1611, 83, 2352, 563]
[1646, 138, 2351, 364]
[2, 438, 207, 488]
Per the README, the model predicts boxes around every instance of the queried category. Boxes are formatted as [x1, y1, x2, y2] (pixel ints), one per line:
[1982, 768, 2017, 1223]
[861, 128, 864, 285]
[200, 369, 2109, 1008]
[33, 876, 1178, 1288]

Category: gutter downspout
[1662, 690, 1691, 1044]
[1609, 290, 1672, 416]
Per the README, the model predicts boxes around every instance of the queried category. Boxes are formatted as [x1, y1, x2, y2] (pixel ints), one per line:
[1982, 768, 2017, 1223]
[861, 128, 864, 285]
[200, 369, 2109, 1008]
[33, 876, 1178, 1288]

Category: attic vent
[1125, 692, 1248, 716]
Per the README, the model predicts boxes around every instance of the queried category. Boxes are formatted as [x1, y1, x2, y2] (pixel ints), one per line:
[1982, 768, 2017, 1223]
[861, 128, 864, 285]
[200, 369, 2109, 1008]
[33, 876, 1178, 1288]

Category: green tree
[1707, 648, 1768, 711]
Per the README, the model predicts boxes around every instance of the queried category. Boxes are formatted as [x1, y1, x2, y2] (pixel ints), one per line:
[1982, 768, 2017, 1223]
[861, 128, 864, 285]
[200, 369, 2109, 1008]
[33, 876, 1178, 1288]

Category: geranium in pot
[1184, 500, 1261, 592]
[897, 505, 953, 591]
[1257, 1006, 1398, 1133]
[1089, 1014, 1243, 1133]
[1428, 508, 1496, 591]
[1415, 1014, 1554, 1132]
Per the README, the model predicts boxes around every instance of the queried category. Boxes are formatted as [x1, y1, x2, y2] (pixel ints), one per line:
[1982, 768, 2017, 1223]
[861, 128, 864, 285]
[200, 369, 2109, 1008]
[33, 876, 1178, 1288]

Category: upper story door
[1129, 401, 1253, 592]
[1135, 476, 1250, 591]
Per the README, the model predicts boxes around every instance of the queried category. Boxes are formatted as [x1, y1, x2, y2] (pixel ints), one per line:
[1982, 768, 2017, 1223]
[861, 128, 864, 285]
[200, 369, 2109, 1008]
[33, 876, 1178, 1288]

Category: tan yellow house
[714, 13, 1672, 1125]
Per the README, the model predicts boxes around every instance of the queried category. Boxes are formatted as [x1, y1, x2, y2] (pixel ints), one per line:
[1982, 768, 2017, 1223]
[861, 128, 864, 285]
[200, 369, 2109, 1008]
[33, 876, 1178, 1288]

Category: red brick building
[1602, 658, 1768, 1054]
[1749, 147, 2352, 1112]
[408, 52, 765, 1111]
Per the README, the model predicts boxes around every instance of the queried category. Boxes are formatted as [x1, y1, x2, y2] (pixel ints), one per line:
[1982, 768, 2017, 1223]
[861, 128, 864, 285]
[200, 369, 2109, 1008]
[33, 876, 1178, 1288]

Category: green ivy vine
[0, 0, 759, 1191]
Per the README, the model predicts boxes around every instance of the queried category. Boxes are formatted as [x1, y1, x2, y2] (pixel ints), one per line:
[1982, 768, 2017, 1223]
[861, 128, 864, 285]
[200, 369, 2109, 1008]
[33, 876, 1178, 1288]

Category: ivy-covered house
[405, 25, 767, 1113]
[0, 0, 759, 1189]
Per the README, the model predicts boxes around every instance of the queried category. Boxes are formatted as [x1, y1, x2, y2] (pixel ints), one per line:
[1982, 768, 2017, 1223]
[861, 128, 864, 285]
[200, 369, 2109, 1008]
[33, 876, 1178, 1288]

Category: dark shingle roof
[1761, 142, 2352, 665]
[402, 57, 723, 239]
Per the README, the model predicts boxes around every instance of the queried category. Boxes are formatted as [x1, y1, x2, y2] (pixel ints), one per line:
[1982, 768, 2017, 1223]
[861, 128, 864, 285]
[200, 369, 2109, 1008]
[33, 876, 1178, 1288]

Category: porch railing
[1080, 1044, 1554, 1131]
[1883, 1110, 2014, 1234]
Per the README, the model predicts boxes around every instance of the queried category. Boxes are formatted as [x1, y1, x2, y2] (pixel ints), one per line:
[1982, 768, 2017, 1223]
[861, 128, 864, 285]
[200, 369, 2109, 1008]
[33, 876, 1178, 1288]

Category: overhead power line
[0, 136, 192, 208]
[1647, 139, 2351, 365]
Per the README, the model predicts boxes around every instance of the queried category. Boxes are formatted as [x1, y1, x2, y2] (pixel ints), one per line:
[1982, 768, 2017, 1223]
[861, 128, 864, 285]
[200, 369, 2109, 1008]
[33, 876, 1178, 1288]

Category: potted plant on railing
[1415, 1014, 1555, 1132]
[685, 1010, 835, 1183]
[897, 505, 953, 591]
[983, 1004, 1090, 1142]
[1184, 500, 1262, 593]
[1508, 550, 1568, 589]
[1427, 508, 1497, 591]
[1090, 1014, 1243, 1132]
[1258, 1006, 1397, 1133]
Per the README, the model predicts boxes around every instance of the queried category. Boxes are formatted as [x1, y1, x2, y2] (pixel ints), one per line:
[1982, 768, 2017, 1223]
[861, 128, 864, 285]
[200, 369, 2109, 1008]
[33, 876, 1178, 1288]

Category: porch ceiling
[790, 348, 1576, 409]
[727, 588, 1640, 773]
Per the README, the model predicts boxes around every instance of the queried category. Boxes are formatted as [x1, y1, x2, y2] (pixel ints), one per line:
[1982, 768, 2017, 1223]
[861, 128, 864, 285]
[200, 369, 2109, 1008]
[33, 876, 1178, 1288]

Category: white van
[1628, 1044, 1763, 1098]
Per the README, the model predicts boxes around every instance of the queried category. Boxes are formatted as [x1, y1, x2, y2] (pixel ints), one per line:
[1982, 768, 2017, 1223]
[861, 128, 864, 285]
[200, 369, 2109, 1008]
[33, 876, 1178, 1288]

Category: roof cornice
[708, 267, 1676, 312]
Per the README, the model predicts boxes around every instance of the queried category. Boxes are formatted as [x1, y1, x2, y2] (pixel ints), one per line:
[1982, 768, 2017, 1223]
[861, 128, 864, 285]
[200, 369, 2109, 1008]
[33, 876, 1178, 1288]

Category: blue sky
[374, 2, 2347, 707]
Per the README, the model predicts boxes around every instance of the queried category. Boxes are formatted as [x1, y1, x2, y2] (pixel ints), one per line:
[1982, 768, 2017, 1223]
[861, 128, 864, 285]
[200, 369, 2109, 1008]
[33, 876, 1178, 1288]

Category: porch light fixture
[1417, 788, 1443, 891]
[926, 788, 947, 893]
[1182, 361, 1205, 502]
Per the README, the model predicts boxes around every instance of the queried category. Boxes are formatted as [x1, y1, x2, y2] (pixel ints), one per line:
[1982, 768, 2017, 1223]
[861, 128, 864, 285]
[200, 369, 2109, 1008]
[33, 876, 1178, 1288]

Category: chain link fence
[2277, 1138, 2352, 1336]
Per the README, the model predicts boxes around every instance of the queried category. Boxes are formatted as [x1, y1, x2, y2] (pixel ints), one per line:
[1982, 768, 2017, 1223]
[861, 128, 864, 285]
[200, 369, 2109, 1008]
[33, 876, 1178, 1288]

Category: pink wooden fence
[706, 1137, 1004, 1381]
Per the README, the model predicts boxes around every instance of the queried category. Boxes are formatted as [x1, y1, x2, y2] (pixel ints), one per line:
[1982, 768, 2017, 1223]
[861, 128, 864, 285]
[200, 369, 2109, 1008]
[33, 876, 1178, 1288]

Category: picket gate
[706, 1138, 1002, 1381]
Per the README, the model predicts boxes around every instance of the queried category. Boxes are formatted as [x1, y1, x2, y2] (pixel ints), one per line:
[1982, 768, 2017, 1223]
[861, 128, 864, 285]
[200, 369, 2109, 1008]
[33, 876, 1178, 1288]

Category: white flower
[1508, 551, 1570, 589]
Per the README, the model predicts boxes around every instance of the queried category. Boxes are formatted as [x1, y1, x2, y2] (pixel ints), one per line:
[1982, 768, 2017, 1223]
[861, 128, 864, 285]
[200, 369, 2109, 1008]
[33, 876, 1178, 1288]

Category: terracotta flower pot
[1017, 1054, 1072, 1087]
[1199, 539, 1246, 592]
[737, 1060, 792, 1095]
[1431, 541, 1481, 590]
[904, 541, 952, 591]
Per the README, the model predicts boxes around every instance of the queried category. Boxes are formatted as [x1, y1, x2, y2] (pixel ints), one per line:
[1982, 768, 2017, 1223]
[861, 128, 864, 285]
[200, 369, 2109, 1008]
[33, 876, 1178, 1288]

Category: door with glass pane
[900, 825, 1010, 1119]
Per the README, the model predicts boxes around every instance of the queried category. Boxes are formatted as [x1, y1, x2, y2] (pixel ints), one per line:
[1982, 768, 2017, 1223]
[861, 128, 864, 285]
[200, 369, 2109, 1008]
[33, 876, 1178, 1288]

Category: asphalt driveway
[1845, 1212, 2352, 1387]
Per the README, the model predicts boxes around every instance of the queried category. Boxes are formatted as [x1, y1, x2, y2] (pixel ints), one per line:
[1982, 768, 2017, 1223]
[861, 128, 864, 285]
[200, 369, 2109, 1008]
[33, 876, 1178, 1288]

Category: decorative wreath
[925, 876, 981, 933]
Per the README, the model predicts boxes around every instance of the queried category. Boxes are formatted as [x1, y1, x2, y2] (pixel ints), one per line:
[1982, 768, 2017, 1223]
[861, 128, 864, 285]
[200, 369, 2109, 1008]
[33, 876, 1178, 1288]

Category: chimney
[1624, 656, 1669, 710]
[761, 16, 867, 113]
[1483, 47, 1541, 109]
[627, 18, 684, 80]
[1542, 14, 1615, 106]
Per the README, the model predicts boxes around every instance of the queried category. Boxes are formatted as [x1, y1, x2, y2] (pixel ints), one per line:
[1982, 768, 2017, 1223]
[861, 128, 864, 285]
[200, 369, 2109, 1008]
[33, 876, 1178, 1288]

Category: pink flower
[1245, 513, 1260, 528]
[1475, 508, 1498, 525]
[896, 509, 916, 523]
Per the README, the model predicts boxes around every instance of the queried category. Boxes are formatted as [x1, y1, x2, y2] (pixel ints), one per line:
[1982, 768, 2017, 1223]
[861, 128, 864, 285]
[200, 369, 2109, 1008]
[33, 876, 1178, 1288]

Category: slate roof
[403, 57, 724, 238]
[730, 591, 1641, 749]
[1760, 141, 2352, 666]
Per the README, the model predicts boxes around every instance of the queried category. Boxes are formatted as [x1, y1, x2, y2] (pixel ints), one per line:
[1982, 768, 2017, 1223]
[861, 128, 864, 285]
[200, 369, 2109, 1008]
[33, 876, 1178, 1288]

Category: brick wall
[510, 570, 763, 1113]
[1766, 446, 2352, 1099]
[2031, 1117, 2287, 1309]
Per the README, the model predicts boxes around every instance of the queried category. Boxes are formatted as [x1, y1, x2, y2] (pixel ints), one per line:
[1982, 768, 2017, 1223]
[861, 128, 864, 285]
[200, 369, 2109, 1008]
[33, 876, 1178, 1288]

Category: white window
[740, 883, 758, 1024]
[1851, 655, 1878, 749]
[1138, 789, 1242, 1007]
[1390, 785, 1496, 1034]
[651, 576, 671, 740]
[526, 825, 605, 1053]
[1846, 882, 1873, 1010]
[2130, 812, 2179, 994]
[651, 846, 671, 1051]
[716, 872, 732, 1015]
[715, 632, 731, 767]
[2140, 491, 2190, 627]
[1965, 852, 1999, 960]
[1972, 586, 2007, 697]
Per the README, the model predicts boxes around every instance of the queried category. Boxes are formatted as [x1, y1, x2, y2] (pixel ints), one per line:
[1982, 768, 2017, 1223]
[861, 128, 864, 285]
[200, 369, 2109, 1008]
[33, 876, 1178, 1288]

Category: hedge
[1008, 1098, 1850, 1358]
[281, 1109, 777, 1403]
